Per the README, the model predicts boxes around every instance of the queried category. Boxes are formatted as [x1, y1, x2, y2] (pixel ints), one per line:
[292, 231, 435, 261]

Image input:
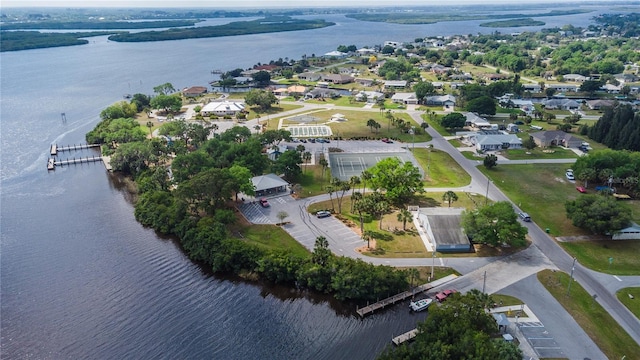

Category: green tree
[368, 157, 424, 206]
[311, 236, 331, 266]
[100, 101, 137, 120]
[229, 164, 255, 201]
[362, 230, 375, 249]
[176, 167, 235, 216]
[397, 209, 413, 230]
[110, 141, 155, 176]
[271, 150, 302, 182]
[440, 112, 466, 129]
[466, 95, 496, 115]
[276, 211, 289, 225]
[146, 121, 154, 137]
[462, 201, 528, 247]
[483, 154, 498, 169]
[252, 70, 272, 87]
[442, 191, 459, 207]
[522, 137, 537, 150]
[413, 81, 435, 103]
[245, 89, 278, 111]
[565, 195, 632, 235]
[150, 94, 182, 113]
[153, 82, 176, 95]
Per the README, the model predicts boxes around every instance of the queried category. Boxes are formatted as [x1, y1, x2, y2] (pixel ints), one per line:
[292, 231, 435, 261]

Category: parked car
[435, 289, 458, 302]
[566, 169, 575, 181]
[381, 138, 393, 143]
[518, 212, 531, 222]
[576, 186, 587, 193]
[259, 198, 270, 207]
[316, 210, 331, 218]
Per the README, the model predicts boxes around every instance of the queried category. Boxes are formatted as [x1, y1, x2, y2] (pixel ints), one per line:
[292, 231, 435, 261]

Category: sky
[0, 0, 620, 8]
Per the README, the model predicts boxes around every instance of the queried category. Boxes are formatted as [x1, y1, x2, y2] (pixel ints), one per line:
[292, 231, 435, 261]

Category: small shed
[492, 313, 511, 333]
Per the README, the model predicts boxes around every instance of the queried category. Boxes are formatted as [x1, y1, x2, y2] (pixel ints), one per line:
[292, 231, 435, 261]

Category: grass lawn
[295, 164, 332, 198]
[490, 294, 524, 307]
[538, 269, 640, 360]
[617, 287, 640, 319]
[396, 266, 459, 284]
[422, 113, 452, 136]
[502, 147, 578, 160]
[560, 240, 640, 275]
[233, 224, 310, 258]
[411, 148, 472, 187]
[479, 163, 587, 236]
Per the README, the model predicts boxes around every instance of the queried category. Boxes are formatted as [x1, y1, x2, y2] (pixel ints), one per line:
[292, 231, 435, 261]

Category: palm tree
[350, 191, 362, 213]
[350, 175, 361, 196]
[296, 144, 306, 153]
[211, 123, 219, 137]
[361, 170, 372, 196]
[319, 157, 328, 179]
[442, 191, 459, 207]
[363, 230, 375, 249]
[146, 121, 154, 137]
[375, 201, 387, 230]
[326, 184, 335, 212]
[254, 124, 261, 134]
[397, 209, 413, 230]
[302, 152, 312, 173]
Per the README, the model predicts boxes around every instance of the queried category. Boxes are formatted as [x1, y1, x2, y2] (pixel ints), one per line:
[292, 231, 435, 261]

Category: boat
[409, 298, 433, 312]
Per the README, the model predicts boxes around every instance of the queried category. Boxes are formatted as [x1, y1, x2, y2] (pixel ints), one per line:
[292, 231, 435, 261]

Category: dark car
[316, 210, 331, 218]
[259, 198, 270, 207]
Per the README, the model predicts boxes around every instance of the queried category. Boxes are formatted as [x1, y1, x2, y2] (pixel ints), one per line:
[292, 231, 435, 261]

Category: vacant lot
[412, 148, 471, 186]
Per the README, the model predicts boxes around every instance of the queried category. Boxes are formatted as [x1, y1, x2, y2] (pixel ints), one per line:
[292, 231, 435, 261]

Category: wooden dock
[50, 143, 100, 155]
[48, 156, 103, 169]
[356, 274, 458, 318]
[392, 329, 418, 346]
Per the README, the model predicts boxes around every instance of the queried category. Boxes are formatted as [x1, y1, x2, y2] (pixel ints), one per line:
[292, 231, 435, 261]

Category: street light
[567, 257, 577, 296]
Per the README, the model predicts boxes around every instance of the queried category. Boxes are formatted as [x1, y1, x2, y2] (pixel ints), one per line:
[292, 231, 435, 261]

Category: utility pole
[482, 270, 487, 293]
[567, 257, 577, 296]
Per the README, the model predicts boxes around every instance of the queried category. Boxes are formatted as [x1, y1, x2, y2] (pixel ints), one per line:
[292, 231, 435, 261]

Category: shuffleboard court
[328, 151, 423, 181]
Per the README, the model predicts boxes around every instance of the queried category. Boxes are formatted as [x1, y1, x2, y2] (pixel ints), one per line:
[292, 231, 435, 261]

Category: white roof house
[201, 101, 245, 116]
[473, 134, 522, 151]
[355, 91, 384, 103]
[391, 92, 419, 104]
[323, 51, 347, 58]
[465, 112, 491, 128]
[384, 80, 408, 89]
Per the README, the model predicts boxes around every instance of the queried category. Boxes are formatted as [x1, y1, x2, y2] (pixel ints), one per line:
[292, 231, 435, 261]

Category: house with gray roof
[542, 98, 581, 110]
[305, 87, 341, 99]
[383, 80, 408, 90]
[297, 72, 321, 81]
[586, 99, 616, 110]
[465, 112, 491, 128]
[322, 74, 354, 84]
[562, 74, 590, 82]
[530, 130, 583, 148]
[473, 134, 522, 151]
[425, 94, 456, 107]
[391, 92, 419, 105]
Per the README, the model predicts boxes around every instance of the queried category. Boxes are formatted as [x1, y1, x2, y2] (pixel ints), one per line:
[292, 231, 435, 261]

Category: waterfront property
[416, 208, 471, 253]
[200, 101, 245, 117]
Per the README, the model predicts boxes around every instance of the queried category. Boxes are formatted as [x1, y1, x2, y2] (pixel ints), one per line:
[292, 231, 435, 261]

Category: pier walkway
[50, 143, 100, 156]
[392, 329, 418, 346]
[356, 274, 457, 318]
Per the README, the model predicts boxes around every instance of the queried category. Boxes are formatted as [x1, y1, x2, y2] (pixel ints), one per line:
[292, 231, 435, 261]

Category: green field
[539, 270, 640, 360]
[411, 148, 471, 187]
[234, 224, 310, 258]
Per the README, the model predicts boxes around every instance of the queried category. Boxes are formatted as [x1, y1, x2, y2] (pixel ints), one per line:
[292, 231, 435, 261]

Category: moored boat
[409, 298, 433, 312]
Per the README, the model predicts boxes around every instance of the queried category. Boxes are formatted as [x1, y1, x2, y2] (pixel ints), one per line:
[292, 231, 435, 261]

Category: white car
[566, 170, 575, 181]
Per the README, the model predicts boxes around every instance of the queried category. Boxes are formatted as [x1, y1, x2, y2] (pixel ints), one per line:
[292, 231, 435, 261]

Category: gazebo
[251, 173, 289, 197]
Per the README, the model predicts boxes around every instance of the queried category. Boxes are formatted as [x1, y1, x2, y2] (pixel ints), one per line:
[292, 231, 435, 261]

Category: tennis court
[328, 152, 422, 181]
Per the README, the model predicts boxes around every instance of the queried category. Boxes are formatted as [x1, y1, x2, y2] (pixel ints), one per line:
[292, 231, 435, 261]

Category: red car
[259, 198, 270, 207]
[576, 186, 587, 193]
[436, 289, 458, 303]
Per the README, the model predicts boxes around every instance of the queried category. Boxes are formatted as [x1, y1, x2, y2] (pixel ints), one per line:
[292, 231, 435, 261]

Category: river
[0, 7, 624, 359]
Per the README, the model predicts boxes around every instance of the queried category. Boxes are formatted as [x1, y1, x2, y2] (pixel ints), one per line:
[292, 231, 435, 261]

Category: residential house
[431, 64, 451, 75]
[201, 101, 245, 117]
[562, 74, 590, 82]
[297, 72, 321, 81]
[391, 92, 419, 105]
[541, 98, 581, 110]
[305, 88, 341, 99]
[182, 86, 208, 97]
[425, 94, 456, 108]
[416, 208, 471, 253]
[601, 83, 621, 93]
[254, 64, 279, 72]
[613, 222, 640, 240]
[484, 73, 510, 82]
[510, 99, 534, 113]
[586, 99, 615, 110]
[355, 78, 375, 87]
[355, 91, 384, 103]
[449, 73, 473, 82]
[383, 80, 408, 90]
[530, 130, 583, 148]
[465, 112, 491, 129]
[522, 84, 542, 93]
[322, 74, 354, 84]
[506, 123, 519, 133]
[356, 48, 377, 55]
[473, 134, 522, 151]
[546, 84, 580, 92]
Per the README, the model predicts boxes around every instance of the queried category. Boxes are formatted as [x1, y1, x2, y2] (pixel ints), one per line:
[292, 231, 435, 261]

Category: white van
[518, 212, 531, 222]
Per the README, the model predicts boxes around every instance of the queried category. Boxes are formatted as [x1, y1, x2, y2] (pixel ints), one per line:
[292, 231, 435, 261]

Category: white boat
[409, 298, 433, 312]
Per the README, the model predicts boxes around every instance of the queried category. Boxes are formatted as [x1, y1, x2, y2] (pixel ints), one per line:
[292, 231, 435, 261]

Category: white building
[201, 101, 245, 116]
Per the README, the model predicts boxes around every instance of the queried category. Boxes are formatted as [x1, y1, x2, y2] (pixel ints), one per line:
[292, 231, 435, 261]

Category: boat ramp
[355, 274, 458, 318]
